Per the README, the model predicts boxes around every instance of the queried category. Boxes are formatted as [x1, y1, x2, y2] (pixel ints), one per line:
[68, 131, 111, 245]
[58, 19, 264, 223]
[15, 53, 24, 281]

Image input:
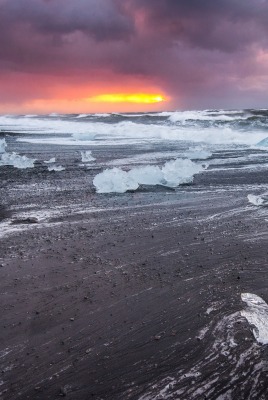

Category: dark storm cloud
[1, 0, 268, 108]
[124, 0, 268, 52]
[0, 0, 267, 67]
[0, 0, 134, 41]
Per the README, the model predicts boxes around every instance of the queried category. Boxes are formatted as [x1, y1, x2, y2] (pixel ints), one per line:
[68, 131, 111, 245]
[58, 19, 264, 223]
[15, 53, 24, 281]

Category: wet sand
[1, 143, 268, 399]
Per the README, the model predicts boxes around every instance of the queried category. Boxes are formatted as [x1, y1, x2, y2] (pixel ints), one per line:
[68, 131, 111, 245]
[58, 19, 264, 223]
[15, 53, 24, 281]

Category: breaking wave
[93, 158, 205, 193]
[168, 110, 247, 123]
[2, 109, 268, 148]
[69, 122, 265, 145]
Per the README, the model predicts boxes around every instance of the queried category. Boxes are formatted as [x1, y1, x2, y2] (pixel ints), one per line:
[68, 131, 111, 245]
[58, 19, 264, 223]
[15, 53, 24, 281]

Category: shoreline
[1, 118, 268, 398]
[1, 174, 268, 399]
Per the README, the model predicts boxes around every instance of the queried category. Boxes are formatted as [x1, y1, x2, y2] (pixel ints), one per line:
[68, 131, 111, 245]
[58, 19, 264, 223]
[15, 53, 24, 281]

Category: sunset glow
[88, 94, 166, 104]
[1, 0, 268, 112]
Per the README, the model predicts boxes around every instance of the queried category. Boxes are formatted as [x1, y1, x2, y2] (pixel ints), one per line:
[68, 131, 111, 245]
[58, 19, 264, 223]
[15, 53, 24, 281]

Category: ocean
[1, 110, 268, 399]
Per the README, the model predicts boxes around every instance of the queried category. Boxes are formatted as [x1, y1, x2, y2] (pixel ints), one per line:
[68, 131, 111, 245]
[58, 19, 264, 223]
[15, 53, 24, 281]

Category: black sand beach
[2, 0, 268, 395]
[2, 130, 268, 400]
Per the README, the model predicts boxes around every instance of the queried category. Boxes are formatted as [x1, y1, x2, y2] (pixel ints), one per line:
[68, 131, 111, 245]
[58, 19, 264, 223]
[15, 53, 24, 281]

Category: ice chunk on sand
[247, 193, 268, 207]
[241, 293, 268, 344]
[47, 165, 65, 172]
[0, 139, 36, 168]
[93, 168, 139, 193]
[0, 152, 36, 169]
[256, 137, 268, 147]
[81, 150, 95, 163]
[93, 158, 204, 193]
[128, 165, 163, 186]
[0, 139, 6, 153]
[161, 158, 202, 187]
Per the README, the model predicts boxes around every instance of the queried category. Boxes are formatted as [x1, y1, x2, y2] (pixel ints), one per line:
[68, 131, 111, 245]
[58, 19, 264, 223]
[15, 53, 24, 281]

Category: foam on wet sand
[241, 293, 268, 345]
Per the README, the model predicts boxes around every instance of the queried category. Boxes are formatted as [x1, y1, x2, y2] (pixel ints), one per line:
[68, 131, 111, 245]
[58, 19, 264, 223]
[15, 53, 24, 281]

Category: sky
[1, 0, 268, 113]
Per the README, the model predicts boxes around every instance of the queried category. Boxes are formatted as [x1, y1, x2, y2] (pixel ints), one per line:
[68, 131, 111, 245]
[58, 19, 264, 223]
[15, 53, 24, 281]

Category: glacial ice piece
[73, 132, 96, 141]
[241, 293, 268, 344]
[247, 193, 268, 207]
[161, 158, 202, 187]
[93, 167, 139, 193]
[128, 165, 163, 186]
[0, 152, 36, 169]
[256, 137, 268, 147]
[93, 158, 205, 193]
[47, 165, 65, 172]
[0, 139, 6, 153]
[81, 150, 95, 162]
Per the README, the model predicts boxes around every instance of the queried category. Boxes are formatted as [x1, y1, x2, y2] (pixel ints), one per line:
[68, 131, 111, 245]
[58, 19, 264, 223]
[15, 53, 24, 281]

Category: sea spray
[241, 293, 268, 345]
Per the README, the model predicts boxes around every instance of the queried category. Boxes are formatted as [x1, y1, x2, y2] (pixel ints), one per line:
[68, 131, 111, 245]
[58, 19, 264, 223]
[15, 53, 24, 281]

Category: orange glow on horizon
[88, 93, 166, 104]
[3, 93, 169, 114]
[0, 72, 170, 113]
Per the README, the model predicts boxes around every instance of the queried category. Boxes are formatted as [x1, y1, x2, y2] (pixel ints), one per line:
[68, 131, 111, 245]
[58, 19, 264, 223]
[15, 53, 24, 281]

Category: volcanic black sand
[1, 142, 268, 399]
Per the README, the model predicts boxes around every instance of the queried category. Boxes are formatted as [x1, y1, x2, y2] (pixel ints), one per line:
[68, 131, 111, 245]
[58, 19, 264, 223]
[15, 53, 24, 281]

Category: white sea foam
[7, 114, 266, 146]
[247, 193, 268, 206]
[18, 138, 95, 146]
[76, 113, 110, 118]
[241, 293, 268, 344]
[138, 298, 264, 400]
[44, 157, 56, 164]
[168, 110, 246, 123]
[0, 115, 97, 137]
[81, 150, 95, 162]
[94, 113, 110, 117]
[184, 146, 212, 160]
[1, 112, 267, 150]
[47, 165, 65, 172]
[69, 121, 265, 145]
[0, 139, 6, 153]
[93, 158, 204, 193]
[0, 152, 36, 169]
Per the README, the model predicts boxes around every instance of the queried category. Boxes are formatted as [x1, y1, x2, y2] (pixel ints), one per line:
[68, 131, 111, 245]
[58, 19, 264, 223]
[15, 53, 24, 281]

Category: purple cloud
[1, 0, 268, 109]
